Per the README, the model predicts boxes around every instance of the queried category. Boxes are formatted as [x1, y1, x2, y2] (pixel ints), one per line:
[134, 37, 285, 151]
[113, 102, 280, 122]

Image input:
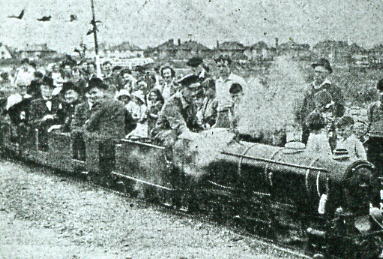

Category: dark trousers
[72, 131, 86, 161]
[367, 137, 383, 177]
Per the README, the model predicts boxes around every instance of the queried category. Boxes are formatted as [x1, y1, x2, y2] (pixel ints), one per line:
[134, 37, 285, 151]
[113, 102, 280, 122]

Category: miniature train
[0, 121, 382, 258]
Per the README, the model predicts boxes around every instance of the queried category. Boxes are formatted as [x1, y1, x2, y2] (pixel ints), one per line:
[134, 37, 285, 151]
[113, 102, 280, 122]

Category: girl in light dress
[305, 112, 332, 157]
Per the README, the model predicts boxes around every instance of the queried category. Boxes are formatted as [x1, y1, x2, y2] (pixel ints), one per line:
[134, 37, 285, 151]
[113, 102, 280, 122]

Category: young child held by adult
[334, 116, 367, 161]
[305, 112, 332, 157]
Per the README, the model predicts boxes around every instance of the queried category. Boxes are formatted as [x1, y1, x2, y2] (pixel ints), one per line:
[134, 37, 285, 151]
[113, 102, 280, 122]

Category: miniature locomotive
[0, 123, 382, 258]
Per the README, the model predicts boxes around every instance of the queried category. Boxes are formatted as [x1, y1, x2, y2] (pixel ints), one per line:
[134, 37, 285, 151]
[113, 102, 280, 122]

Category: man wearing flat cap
[297, 58, 345, 145]
[152, 74, 203, 147]
[186, 57, 209, 80]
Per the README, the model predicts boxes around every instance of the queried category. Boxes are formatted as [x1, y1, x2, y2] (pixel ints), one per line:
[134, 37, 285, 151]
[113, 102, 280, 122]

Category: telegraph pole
[90, 0, 102, 77]
[90, 0, 99, 55]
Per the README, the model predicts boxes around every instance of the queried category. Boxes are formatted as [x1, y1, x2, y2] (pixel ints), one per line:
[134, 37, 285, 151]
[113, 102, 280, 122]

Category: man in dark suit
[84, 78, 136, 139]
[29, 76, 62, 151]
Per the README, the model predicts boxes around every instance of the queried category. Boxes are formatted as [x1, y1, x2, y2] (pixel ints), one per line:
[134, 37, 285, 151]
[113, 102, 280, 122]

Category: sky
[0, 0, 383, 53]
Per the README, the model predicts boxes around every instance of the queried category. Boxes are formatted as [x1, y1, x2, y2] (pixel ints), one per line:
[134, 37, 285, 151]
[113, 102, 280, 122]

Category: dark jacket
[297, 82, 345, 125]
[29, 97, 62, 128]
[71, 101, 92, 132]
[85, 99, 136, 139]
[57, 100, 81, 132]
[154, 92, 202, 136]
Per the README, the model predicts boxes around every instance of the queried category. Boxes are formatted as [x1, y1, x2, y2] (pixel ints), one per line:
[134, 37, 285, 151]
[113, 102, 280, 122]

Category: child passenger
[305, 112, 332, 157]
[335, 116, 367, 161]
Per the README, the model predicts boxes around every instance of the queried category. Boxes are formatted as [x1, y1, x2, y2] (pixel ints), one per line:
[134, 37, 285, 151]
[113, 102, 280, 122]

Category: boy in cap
[366, 79, 383, 175]
[298, 58, 345, 144]
[29, 76, 63, 150]
[335, 116, 367, 161]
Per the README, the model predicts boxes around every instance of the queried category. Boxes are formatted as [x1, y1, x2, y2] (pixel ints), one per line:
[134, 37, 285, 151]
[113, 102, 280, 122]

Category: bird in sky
[8, 9, 25, 19]
[37, 16, 51, 22]
[69, 14, 77, 22]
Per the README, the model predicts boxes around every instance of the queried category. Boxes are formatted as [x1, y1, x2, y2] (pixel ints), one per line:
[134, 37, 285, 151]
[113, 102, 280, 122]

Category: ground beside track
[0, 159, 303, 259]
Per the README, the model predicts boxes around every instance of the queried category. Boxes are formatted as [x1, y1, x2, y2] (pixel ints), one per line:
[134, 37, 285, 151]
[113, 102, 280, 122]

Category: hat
[186, 57, 203, 67]
[41, 76, 54, 88]
[61, 82, 80, 94]
[131, 91, 146, 104]
[116, 89, 131, 100]
[311, 58, 333, 73]
[177, 74, 201, 89]
[86, 77, 108, 92]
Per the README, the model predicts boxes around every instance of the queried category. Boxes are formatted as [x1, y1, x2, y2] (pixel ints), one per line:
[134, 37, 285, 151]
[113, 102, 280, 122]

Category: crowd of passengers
[0, 55, 382, 176]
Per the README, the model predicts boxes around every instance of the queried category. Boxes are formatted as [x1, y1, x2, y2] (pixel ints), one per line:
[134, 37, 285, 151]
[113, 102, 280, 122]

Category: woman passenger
[146, 88, 164, 134]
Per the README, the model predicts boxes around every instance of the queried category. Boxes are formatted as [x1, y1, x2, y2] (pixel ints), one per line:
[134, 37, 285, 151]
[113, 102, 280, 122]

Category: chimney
[178, 39, 181, 46]
[216, 40, 220, 49]
[275, 37, 279, 49]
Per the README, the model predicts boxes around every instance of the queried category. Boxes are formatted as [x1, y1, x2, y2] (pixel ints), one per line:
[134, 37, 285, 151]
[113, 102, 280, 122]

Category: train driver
[152, 74, 204, 147]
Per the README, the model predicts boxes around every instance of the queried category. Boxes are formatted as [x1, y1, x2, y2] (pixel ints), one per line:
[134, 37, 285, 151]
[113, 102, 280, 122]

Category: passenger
[5, 80, 33, 141]
[366, 79, 383, 176]
[305, 112, 332, 157]
[214, 55, 247, 128]
[14, 58, 35, 86]
[29, 76, 63, 151]
[118, 69, 136, 92]
[70, 78, 101, 160]
[84, 78, 136, 139]
[28, 71, 44, 98]
[85, 62, 98, 81]
[49, 64, 64, 88]
[298, 58, 345, 144]
[126, 91, 148, 138]
[115, 89, 131, 107]
[156, 64, 178, 101]
[102, 61, 112, 79]
[228, 83, 244, 130]
[335, 116, 367, 161]
[152, 74, 203, 147]
[146, 88, 164, 135]
[197, 78, 218, 129]
[51, 82, 82, 133]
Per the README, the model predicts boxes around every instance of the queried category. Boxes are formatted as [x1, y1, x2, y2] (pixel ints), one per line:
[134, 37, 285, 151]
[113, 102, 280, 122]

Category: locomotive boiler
[171, 129, 382, 258]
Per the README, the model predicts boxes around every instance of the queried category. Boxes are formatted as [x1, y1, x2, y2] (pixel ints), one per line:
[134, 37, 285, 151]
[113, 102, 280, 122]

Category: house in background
[215, 41, 247, 60]
[312, 40, 351, 64]
[19, 44, 57, 59]
[244, 41, 272, 61]
[278, 40, 312, 60]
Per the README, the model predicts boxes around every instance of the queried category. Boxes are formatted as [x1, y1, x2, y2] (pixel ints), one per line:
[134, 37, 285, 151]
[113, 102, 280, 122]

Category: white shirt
[215, 73, 247, 111]
[305, 130, 332, 157]
[336, 134, 367, 161]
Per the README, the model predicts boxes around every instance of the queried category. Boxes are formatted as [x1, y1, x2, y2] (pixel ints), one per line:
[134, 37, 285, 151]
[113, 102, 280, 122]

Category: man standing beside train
[297, 58, 345, 146]
[213, 55, 247, 128]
